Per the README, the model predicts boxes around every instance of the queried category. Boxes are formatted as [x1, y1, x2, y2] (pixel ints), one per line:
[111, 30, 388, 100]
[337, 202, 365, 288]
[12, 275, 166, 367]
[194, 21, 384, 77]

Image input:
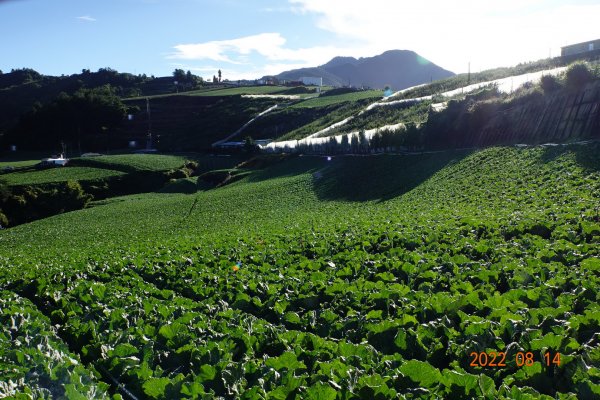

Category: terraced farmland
[292, 90, 384, 109]
[192, 86, 293, 97]
[72, 154, 189, 173]
[0, 144, 599, 398]
[1, 166, 125, 187]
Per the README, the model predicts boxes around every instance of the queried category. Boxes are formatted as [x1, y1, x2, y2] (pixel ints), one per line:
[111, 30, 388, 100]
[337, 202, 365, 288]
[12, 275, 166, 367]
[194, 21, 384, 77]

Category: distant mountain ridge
[266, 50, 455, 90]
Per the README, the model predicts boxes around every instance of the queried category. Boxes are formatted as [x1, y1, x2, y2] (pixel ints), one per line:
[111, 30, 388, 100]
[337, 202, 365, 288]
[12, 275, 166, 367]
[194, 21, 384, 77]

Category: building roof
[561, 38, 600, 49]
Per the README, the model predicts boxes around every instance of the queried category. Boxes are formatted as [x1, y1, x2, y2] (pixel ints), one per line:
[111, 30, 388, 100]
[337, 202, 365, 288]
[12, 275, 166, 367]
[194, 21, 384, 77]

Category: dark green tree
[173, 69, 186, 82]
[244, 136, 259, 153]
[540, 74, 561, 93]
[350, 134, 359, 153]
[6, 85, 127, 151]
[370, 131, 382, 151]
[565, 62, 593, 90]
[358, 130, 368, 153]
[340, 134, 349, 153]
[328, 136, 337, 154]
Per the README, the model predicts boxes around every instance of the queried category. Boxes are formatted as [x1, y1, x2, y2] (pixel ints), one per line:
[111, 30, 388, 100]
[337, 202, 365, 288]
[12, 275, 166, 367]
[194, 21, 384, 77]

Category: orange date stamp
[469, 351, 561, 368]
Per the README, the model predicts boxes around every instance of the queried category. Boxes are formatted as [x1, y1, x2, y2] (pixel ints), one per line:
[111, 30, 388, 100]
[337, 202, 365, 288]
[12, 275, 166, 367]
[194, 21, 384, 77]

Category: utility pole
[467, 62, 471, 86]
[146, 98, 153, 150]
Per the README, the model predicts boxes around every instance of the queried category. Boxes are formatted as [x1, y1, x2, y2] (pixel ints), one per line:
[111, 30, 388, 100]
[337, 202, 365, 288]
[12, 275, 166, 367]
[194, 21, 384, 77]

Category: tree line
[267, 125, 424, 155]
[2, 85, 129, 153]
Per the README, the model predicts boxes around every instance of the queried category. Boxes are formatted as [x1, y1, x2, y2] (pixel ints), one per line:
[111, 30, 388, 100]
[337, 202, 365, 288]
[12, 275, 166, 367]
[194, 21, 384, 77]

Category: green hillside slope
[0, 143, 598, 398]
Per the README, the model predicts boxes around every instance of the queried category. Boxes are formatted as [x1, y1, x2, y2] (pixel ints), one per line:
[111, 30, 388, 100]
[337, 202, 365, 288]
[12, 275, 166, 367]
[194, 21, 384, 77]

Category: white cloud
[166, 1, 600, 80]
[289, 0, 600, 73]
[169, 33, 287, 63]
[168, 32, 357, 72]
[76, 15, 96, 22]
[261, 6, 295, 13]
[169, 60, 317, 81]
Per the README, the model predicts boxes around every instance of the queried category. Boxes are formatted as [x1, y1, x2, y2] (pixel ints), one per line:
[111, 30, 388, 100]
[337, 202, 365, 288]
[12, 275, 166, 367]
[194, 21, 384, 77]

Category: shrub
[0, 209, 8, 228]
[185, 161, 198, 171]
[166, 168, 188, 180]
[244, 136, 260, 153]
[540, 74, 562, 93]
[565, 62, 593, 89]
[62, 180, 92, 210]
[404, 122, 423, 149]
[0, 181, 91, 226]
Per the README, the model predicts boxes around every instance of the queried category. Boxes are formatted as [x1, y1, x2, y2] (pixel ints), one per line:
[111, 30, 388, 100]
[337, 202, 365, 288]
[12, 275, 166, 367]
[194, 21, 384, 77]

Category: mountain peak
[321, 56, 359, 68]
[274, 50, 454, 89]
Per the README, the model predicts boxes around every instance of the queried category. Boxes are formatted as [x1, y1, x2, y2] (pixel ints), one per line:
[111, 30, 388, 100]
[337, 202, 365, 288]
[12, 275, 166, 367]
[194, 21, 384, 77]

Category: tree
[213, 75, 218, 84]
[540, 74, 561, 93]
[218, 69, 222, 82]
[340, 134, 349, 153]
[370, 131, 382, 152]
[565, 62, 593, 90]
[6, 85, 127, 151]
[350, 134, 359, 153]
[404, 122, 422, 150]
[244, 136, 259, 153]
[328, 136, 337, 154]
[173, 69, 186, 82]
[358, 130, 368, 153]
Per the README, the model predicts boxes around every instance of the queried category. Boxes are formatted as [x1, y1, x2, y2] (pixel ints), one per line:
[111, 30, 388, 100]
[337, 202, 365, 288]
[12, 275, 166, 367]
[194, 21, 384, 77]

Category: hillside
[0, 59, 599, 399]
[0, 144, 599, 398]
[262, 61, 600, 151]
[0, 68, 202, 140]
[3, 54, 599, 156]
[119, 95, 279, 151]
[270, 50, 455, 89]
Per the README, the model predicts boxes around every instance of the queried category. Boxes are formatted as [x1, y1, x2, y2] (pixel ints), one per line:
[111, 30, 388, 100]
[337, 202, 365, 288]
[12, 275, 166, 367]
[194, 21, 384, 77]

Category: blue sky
[1, 0, 599, 80]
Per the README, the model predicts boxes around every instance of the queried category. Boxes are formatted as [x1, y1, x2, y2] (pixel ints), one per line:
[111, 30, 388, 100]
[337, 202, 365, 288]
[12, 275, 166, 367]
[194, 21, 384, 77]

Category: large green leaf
[198, 364, 217, 382]
[443, 369, 478, 394]
[304, 382, 337, 400]
[111, 343, 138, 358]
[529, 333, 562, 351]
[478, 374, 496, 398]
[399, 360, 442, 388]
[265, 352, 306, 372]
[143, 377, 170, 399]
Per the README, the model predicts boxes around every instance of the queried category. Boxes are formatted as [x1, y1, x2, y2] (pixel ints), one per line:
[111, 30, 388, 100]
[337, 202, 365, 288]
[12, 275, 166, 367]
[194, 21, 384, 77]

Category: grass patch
[0, 159, 40, 169]
[72, 154, 188, 172]
[191, 86, 292, 96]
[1, 166, 125, 186]
[292, 90, 383, 108]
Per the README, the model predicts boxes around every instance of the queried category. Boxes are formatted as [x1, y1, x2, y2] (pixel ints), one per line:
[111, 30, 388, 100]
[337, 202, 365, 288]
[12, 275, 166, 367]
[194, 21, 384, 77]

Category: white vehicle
[39, 154, 68, 167]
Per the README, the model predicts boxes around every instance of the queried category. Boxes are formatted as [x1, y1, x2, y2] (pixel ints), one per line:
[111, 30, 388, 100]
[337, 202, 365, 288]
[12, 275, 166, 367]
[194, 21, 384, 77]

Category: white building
[300, 77, 323, 86]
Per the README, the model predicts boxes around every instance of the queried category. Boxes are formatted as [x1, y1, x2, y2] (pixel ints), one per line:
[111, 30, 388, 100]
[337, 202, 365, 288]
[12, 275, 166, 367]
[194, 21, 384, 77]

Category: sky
[1, 0, 599, 80]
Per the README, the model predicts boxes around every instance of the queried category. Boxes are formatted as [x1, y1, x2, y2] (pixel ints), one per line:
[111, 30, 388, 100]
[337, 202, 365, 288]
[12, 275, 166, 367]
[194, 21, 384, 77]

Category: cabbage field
[0, 144, 599, 399]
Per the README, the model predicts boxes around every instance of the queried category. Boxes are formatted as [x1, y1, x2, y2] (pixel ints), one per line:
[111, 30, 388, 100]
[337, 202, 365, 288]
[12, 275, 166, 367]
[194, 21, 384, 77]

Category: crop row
[6, 211, 599, 398]
[0, 290, 109, 398]
[0, 145, 599, 398]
